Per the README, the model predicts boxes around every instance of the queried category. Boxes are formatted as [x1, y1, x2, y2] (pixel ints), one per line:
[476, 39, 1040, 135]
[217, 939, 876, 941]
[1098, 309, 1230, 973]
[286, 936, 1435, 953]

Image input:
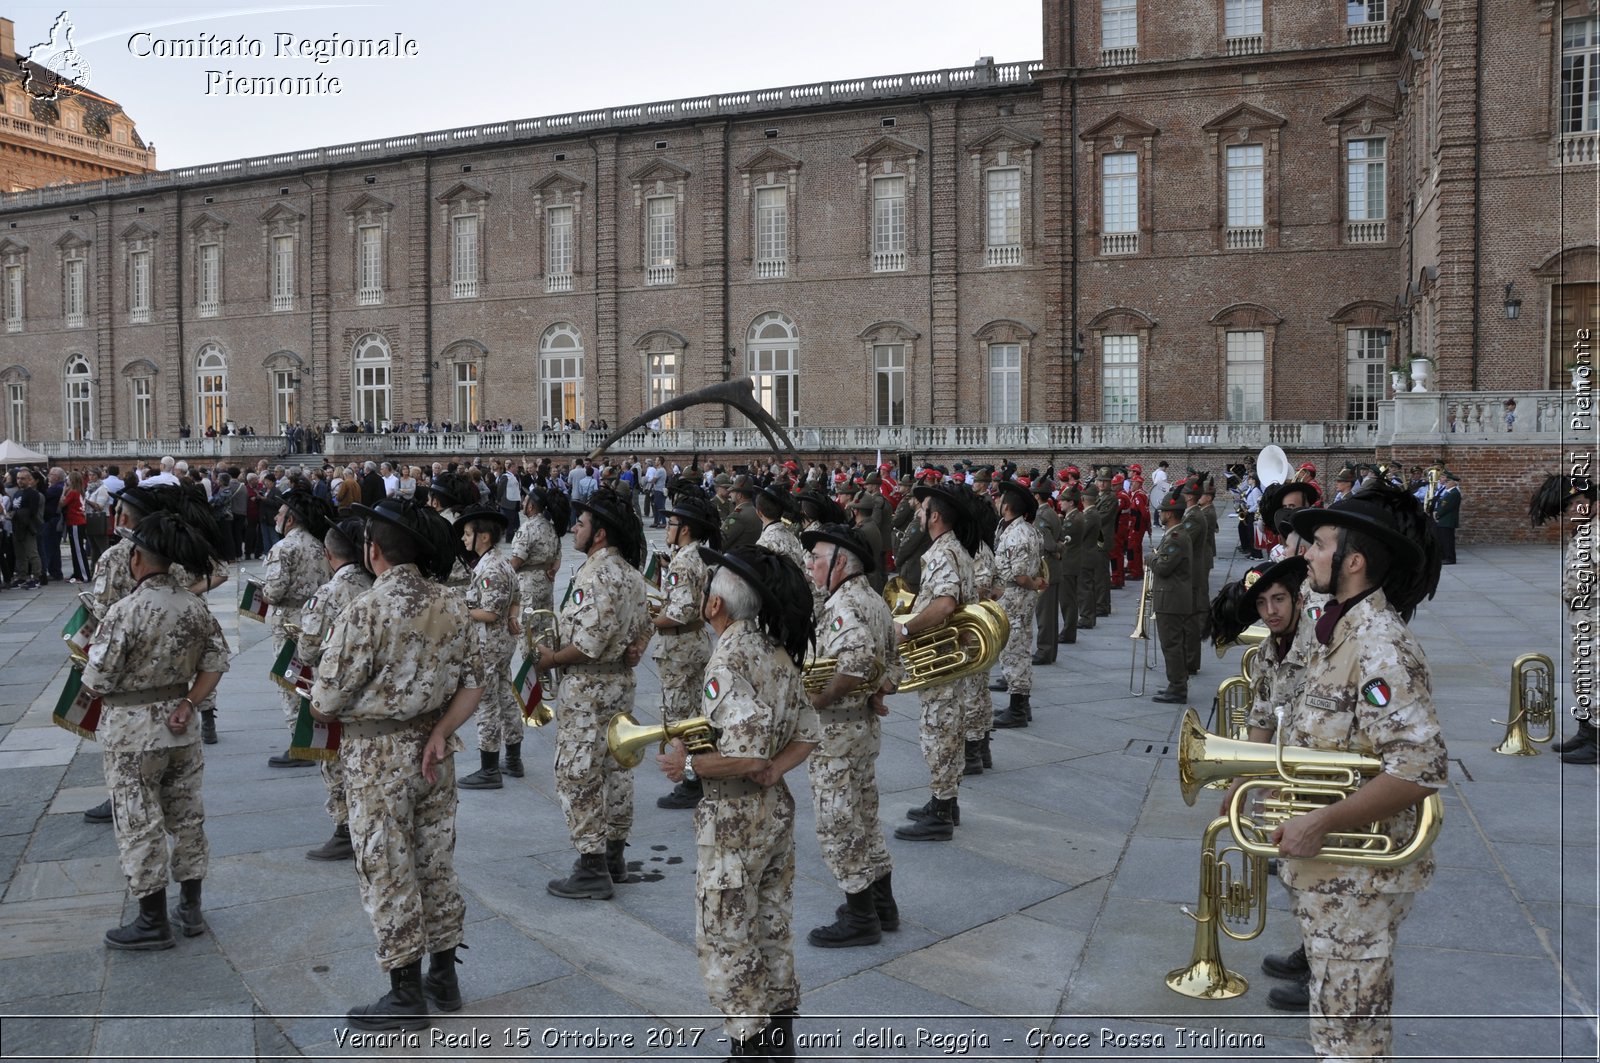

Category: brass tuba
[1177, 709, 1442, 867]
[607, 712, 718, 769]
[1492, 652, 1556, 756]
[1165, 815, 1268, 999]
[893, 602, 1011, 694]
[802, 657, 885, 696]
[520, 608, 560, 727]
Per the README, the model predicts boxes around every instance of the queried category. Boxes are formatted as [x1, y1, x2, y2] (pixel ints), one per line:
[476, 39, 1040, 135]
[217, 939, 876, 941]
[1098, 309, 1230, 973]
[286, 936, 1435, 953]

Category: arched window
[352, 333, 391, 427]
[747, 312, 798, 427]
[539, 323, 584, 425]
[64, 354, 94, 440]
[195, 345, 228, 432]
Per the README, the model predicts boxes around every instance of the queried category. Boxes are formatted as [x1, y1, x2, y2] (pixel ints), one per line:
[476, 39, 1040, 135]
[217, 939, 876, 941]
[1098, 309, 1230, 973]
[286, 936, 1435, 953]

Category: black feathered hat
[110, 482, 178, 520]
[452, 503, 509, 537]
[1238, 555, 1309, 615]
[1530, 474, 1596, 527]
[425, 470, 478, 512]
[663, 494, 723, 549]
[354, 497, 458, 582]
[327, 516, 369, 572]
[1259, 481, 1321, 537]
[1290, 483, 1440, 618]
[527, 486, 570, 538]
[912, 481, 977, 551]
[119, 511, 216, 582]
[995, 478, 1038, 521]
[799, 522, 876, 575]
[573, 488, 646, 569]
[280, 486, 335, 541]
[698, 544, 815, 666]
[797, 489, 848, 527]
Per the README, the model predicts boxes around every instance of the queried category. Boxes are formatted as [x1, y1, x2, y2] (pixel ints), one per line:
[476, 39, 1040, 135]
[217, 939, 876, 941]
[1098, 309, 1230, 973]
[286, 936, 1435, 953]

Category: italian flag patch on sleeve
[1361, 678, 1392, 707]
[704, 678, 720, 700]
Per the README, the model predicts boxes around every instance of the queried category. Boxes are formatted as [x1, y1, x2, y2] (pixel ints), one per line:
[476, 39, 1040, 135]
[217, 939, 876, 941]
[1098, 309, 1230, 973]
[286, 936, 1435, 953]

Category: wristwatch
[682, 754, 697, 783]
[898, 622, 910, 640]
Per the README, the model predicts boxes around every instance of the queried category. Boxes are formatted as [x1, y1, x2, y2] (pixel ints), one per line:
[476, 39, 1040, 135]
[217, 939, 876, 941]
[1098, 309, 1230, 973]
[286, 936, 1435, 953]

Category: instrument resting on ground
[1492, 652, 1555, 756]
[1165, 815, 1267, 999]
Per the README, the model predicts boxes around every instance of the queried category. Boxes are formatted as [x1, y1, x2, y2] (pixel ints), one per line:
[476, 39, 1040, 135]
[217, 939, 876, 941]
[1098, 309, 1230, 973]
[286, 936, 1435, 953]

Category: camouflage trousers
[961, 674, 991, 743]
[103, 741, 208, 896]
[271, 633, 300, 730]
[656, 639, 711, 727]
[1292, 886, 1416, 1061]
[695, 786, 799, 1042]
[553, 671, 636, 854]
[519, 571, 555, 618]
[806, 708, 890, 894]
[342, 727, 465, 971]
[474, 665, 522, 753]
[918, 684, 965, 799]
[999, 586, 1038, 695]
[321, 757, 347, 826]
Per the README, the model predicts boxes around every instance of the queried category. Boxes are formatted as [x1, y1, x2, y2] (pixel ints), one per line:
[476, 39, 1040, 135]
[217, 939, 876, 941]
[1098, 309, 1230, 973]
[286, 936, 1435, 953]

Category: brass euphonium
[1165, 815, 1268, 999]
[1214, 675, 1254, 742]
[521, 608, 560, 727]
[1129, 578, 1153, 695]
[1239, 643, 1261, 685]
[1214, 620, 1269, 658]
[1177, 709, 1442, 867]
[606, 712, 718, 769]
[1493, 652, 1556, 756]
[882, 576, 915, 614]
[802, 657, 886, 696]
[892, 602, 1011, 694]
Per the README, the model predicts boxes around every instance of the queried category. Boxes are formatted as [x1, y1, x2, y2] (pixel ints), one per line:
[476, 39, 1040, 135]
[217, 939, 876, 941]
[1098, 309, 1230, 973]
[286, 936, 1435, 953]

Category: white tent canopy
[0, 439, 48, 465]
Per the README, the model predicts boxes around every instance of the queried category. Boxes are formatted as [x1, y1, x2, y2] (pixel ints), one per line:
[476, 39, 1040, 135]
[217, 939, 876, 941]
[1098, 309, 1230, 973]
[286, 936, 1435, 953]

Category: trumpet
[1129, 578, 1153, 694]
[1492, 652, 1556, 756]
[1178, 709, 1442, 867]
[1165, 815, 1267, 999]
[893, 602, 1011, 694]
[607, 712, 718, 769]
[522, 608, 560, 726]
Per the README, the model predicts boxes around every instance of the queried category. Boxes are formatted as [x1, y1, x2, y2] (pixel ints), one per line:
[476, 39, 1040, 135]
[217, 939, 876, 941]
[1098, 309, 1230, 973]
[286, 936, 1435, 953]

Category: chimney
[0, 19, 14, 63]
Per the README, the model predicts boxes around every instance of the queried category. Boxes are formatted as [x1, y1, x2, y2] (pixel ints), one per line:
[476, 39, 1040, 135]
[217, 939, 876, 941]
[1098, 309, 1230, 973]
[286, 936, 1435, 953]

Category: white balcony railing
[65, 310, 84, 328]
[756, 258, 788, 279]
[872, 250, 907, 273]
[1224, 226, 1265, 250]
[1101, 232, 1138, 256]
[1101, 46, 1138, 66]
[5, 318, 19, 333]
[1559, 132, 1598, 167]
[1346, 21, 1389, 45]
[452, 278, 478, 299]
[1225, 34, 1264, 56]
[357, 286, 383, 306]
[198, 300, 219, 318]
[129, 307, 149, 324]
[271, 294, 293, 312]
[545, 272, 573, 293]
[1346, 220, 1387, 244]
[646, 264, 677, 286]
[1378, 390, 1582, 444]
[985, 244, 1023, 267]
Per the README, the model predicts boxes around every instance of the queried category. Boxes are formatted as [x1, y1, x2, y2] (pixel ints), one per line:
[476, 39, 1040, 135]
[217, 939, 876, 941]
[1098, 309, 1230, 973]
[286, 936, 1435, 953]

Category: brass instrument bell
[1492, 652, 1556, 756]
[607, 712, 718, 770]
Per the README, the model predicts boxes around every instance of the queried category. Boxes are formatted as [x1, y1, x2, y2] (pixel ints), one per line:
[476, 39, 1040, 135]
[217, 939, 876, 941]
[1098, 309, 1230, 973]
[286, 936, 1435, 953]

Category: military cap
[663, 494, 723, 549]
[713, 472, 733, 488]
[1290, 487, 1428, 570]
[729, 474, 757, 496]
[864, 470, 881, 486]
[1157, 494, 1186, 516]
[452, 503, 509, 536]
[1030, 477, 1055, 496]
[971, 467, 994, 485]
[281, 485, 336, 540]
[1082, 483, 1100, 500]
[1239, 556, 1309, 613]
[800, 522, 876, 574]
[355, 497, 458, 581]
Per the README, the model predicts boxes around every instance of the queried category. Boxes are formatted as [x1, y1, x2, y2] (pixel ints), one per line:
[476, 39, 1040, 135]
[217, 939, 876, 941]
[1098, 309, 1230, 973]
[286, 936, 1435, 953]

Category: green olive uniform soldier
[1077, 483, 1104, 630]
[1148, 495, 1193, 704]
[1031, 478, 1065, 662]
[1057, 483, 1083, 644]
[721, 476, 763, 553]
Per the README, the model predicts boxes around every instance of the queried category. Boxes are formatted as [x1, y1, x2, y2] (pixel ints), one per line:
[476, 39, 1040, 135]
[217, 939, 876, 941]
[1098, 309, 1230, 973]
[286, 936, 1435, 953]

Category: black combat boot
[306, 823, 354, 861]
[1261, 944, 1309, 980]
[980, 735, 993, 768]
[894, 796, 956, 841]
[170, 878, 206, 937]
[808, 887, 881, 948]
[423, 945, 463, 1012]
[1560, 721, 1599, 764]
[200, 709, 218, 745]
[105, 889, 175, 951]
[605, 839, 629, 882]
[1553, 720, 1596, 753]
[1022, 693, 1033, 721]
[503, 741, 524, 778]
[905, 795, 960, 826]
[547, 852, 614, 900]
[1267, 974, 1311, 1011]
[458, 750, 503, 790]
[962, 740, 984, 776]
[83, 798, 113, 824]
[993, 692, 1029, 729]
[724, 1033, 763, 1059]
[871, 872, 900, 931]
[347, 959, 430, 1032]
[987, 675, 1008, 692]
[657, 776, 703, 809]
[764, 1013, 797, 1060]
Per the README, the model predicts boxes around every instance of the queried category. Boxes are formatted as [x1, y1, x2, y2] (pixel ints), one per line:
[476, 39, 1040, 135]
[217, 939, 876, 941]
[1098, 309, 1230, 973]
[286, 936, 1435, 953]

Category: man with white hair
[360, 462, 385, 507]
[144, 457, 181, 488]
[380, 462, 399, 498]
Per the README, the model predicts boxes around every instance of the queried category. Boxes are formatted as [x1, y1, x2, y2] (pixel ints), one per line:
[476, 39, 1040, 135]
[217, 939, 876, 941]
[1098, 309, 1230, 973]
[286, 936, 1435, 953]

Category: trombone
[1129, 578, 1153, 694]
[1492, 652, 1556, 756]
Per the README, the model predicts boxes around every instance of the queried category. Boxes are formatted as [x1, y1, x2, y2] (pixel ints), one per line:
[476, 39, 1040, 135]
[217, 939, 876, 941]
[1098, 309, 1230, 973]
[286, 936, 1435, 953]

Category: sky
[10, 1, 1041, 170]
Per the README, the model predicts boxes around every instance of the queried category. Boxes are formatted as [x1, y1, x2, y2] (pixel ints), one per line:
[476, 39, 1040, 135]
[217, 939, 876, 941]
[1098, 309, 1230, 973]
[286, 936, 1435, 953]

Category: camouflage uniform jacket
[83, 572, 230, 752]
[812, 575, 901, 715]
[311, 563, 482, 724]
[1246, 588, 1330, 732]
[297, 563, 376, 669]
[972, 540, 1000, 600]
[912, 530, 975, 617]
[700, 617, 818, 777]
[89, 537, 137, 620]
[758, 520, 824, 614]
[652, 542, 711, 662]
[509, 513, 561, 581]
[1279, 588, 1446, 896]
[994, 517, 1042, 592]
[560, 546, 648, 669]
[468, 549, 521, 667]
[262, 526, 331, 636]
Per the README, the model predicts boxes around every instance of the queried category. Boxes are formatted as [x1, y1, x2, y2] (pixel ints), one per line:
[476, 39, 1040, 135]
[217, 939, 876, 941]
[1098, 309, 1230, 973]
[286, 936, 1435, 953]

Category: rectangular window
[1562, 17, 1599, 135]
[271, 234, 294, 311]
[129, 250, 150, 323]
[454, 362, 479, 425]
[872, 175, 907, 272]
[1345, 328, 1389, 420]
[1346, 138, 1387, 242]
[1102, 335, 1139, 423]
[756, 187, 788, 278]
[131, 377, 153, 439]
[647, 350, 678, 428]
[64, 258, 85, 328]
[988, 343, 1021, 423]
[1225, 145, 1264, 226]
[451, 214, 479, 298]
[1102, 0, 1137, 51]
[5, 382, 24, 440]
[358, 224, 382, 304]
[646, 196, 676, 285]
[1225, 330, 1266, 422]
[1225, 0, 1262, 38]
[1101, 152, 1137, 254]
[546, 205, 573, 291]
[198, 243, 220, 316]
[874, 343, 905, 426]
[2, 263, 21, 332]
[1347, 0, 1385, 23]
[985, 168, 1022, 265]
[272, 369, 296, 432]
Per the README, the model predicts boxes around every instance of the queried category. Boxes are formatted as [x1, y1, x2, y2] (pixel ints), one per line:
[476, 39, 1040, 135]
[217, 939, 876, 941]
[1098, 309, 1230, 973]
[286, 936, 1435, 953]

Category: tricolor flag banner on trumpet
[61, 604, 94, 665]
[238, 579, 270, 622]
[289, 697, 340, 761]
[514, 656, 543, 724]
[270, 639, 314, 695]
[52, 666, 103, 739]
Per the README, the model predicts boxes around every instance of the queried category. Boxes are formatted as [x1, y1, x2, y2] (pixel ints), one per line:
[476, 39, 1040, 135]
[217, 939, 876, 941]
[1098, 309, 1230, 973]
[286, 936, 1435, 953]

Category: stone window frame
[966, 127, 1041, 267]
[973, 318, 1037, 423]
[442, 339, 489, 425]
[1329, 300, 1399, 419]
[628, 160, 692, 276]
[344, 193, 394, 305]
[187, 211, 228, 317]
[0, 365, 28, 440]
[259, 204, 304, 313]
[119, 223, 157, 323]
[1541, 0, 1600, 163]
[1218, 0, 1268, 52]
[1208, 302, 1282, 419]
[436, 181, 491, 300]
[63, 351, 96, 441]
[634, 329, 689, 428]
[532, 169, 587, 287]
[261, 350, 304, 433]
[1202, 103, 1286, 251]
[1324, 96, 1397, 245]
[0, 238, 27, 332]
[193, 342, 229, 432]
[55, 229, 91, 328]
[737, 147, 802, 278]
[853, 136, 922, 269]
[1080, 113, 1160, 258]
[859, 320, 921, 425]
[1086, 306, 1157, 422]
